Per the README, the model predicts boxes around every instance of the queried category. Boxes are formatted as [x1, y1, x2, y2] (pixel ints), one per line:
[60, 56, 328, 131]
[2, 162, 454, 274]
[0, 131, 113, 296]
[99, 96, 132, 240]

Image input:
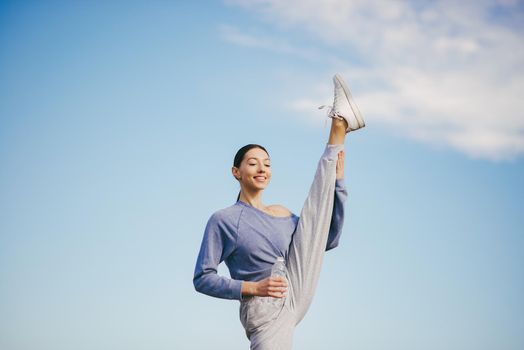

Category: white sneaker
[320, 73, 365, 133]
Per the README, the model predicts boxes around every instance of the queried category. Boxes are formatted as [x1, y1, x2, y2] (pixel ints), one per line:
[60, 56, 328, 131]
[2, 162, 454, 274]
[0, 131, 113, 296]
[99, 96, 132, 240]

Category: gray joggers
[239, 143, 343, 350]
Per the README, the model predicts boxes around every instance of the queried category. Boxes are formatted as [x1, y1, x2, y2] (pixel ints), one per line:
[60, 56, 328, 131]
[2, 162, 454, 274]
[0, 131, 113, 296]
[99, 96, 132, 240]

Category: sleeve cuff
[230, 279, 244, 300]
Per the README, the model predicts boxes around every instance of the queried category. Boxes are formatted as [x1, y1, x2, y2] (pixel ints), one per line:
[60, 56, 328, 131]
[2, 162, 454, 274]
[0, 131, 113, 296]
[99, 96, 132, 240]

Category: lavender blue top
[193, 172, 347, 301]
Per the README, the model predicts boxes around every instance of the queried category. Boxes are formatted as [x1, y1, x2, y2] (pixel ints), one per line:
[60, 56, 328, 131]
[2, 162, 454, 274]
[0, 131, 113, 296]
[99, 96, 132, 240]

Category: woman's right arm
[193, 212, 243, 300]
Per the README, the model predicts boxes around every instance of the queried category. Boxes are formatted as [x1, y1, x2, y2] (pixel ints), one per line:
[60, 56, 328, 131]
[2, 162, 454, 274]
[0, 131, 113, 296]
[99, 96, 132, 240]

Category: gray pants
[239, 144, 343, 350]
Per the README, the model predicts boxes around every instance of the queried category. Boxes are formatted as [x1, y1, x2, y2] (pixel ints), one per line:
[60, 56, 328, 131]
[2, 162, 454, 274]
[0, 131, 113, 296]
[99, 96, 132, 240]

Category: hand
[336, 150, 345, 179]
[255, 276, 288, 298]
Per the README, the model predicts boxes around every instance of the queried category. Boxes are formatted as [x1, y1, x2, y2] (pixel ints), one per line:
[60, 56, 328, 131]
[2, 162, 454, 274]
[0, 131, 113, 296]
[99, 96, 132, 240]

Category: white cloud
[223, 0, 524, 161]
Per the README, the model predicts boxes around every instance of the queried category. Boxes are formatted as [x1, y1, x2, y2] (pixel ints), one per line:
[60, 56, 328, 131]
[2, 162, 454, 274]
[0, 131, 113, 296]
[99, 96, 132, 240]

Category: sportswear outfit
[193, 143, 347, 349]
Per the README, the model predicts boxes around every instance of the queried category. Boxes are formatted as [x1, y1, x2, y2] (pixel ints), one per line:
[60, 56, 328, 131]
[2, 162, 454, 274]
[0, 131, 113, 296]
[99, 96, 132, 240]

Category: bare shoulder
[266, 204, 293, 217]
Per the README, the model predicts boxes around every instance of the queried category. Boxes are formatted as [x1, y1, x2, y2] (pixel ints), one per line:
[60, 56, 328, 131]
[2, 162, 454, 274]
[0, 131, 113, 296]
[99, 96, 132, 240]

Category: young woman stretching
[193, 74, 365, 349]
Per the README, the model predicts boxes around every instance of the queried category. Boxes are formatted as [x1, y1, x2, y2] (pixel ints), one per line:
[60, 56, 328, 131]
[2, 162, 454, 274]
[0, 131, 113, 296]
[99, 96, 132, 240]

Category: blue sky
[1, 1, 523, 349]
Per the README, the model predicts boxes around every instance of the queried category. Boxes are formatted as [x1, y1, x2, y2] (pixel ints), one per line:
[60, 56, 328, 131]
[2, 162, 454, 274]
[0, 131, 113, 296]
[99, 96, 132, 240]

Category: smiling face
[232, 147, 271, 192]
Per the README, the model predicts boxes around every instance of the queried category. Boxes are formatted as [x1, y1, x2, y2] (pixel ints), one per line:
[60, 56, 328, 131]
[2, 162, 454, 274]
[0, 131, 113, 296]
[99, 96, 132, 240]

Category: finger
[275, 276, 288, 286]
[269, 291, 286, 298]
[268, 287, 288, 295]
[268, 278, 280, 286]
[269, 285, 287, 292]
[268, 289, 280, 296]
[272, 280, 288, 288]
[271, 276, 288, 286]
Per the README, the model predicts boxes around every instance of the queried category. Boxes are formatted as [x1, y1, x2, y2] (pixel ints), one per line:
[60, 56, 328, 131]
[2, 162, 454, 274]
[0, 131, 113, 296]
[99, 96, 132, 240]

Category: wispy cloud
[223, 0, 524, 161]
[219, 24, 344, 64]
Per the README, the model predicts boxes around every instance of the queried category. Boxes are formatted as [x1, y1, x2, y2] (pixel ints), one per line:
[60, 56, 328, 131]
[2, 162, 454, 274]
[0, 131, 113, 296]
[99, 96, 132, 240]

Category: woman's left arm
[326, 150, 348, 250]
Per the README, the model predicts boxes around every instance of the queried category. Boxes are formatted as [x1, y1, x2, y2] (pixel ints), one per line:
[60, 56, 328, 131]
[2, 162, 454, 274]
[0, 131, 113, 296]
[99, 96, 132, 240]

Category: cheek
[240, 166, 252, 174]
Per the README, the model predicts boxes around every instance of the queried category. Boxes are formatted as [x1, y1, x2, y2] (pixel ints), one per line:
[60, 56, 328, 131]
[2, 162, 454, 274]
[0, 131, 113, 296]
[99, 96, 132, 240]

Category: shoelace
[318, 104, 344, 129]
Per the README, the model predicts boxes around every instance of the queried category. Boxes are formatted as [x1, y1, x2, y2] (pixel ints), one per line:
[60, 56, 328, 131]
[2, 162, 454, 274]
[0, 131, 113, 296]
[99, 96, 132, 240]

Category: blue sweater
[193, 180, 347, 300]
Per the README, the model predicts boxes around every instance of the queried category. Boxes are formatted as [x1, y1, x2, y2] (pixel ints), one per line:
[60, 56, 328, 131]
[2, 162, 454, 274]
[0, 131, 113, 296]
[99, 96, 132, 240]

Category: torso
[217, 200, 299, 282]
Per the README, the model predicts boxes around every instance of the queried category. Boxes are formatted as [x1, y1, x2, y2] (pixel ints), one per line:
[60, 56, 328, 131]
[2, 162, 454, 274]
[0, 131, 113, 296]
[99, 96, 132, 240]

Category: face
[232, 147, 271, 191]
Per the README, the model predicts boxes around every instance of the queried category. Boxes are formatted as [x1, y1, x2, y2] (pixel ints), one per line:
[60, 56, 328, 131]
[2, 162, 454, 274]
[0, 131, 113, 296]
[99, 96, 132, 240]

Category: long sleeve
[193, 212, 243, 300]
[326, 177, 348, 250]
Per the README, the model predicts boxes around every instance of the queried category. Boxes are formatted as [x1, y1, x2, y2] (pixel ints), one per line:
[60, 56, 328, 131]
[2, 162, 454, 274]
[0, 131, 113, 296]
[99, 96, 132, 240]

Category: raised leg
[285, 117, 347, 324]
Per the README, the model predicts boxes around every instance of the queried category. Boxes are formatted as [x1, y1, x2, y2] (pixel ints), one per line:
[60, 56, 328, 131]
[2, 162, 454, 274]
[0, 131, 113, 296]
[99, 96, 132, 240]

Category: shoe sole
[334, 73, 365, 131]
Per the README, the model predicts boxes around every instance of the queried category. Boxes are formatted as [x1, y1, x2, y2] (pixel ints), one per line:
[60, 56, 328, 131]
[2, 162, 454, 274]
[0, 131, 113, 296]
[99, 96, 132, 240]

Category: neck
[238, 187, 264, 209]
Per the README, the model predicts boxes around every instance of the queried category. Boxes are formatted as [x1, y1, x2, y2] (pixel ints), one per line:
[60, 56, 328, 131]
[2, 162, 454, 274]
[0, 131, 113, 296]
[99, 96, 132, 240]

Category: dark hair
[233, 144, 269, 201]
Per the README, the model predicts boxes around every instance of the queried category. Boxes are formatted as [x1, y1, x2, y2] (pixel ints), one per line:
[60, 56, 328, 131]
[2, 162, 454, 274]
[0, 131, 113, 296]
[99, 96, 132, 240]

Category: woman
[193, 74, 365, 349]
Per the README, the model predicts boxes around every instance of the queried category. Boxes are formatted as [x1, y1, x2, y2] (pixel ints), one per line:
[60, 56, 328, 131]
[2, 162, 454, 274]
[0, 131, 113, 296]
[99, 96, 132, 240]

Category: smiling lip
[254, 176, 266, 181]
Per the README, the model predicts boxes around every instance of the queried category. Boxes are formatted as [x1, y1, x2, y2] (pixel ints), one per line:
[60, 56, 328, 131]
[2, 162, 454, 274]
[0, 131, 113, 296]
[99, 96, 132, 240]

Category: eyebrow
[247, 157, 270, 161]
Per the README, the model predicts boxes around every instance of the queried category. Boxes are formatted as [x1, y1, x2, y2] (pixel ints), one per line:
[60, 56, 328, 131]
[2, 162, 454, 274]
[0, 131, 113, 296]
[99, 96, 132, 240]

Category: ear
[231, 166, 241, 181]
